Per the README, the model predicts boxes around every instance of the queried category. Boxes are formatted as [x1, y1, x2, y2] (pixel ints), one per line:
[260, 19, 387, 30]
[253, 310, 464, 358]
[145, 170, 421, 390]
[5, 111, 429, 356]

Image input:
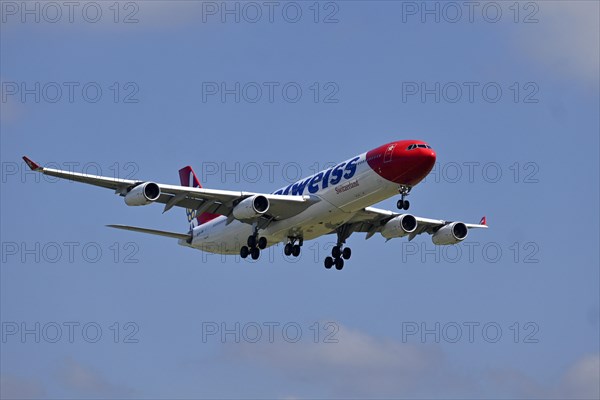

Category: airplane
[22, 140, 487, 270]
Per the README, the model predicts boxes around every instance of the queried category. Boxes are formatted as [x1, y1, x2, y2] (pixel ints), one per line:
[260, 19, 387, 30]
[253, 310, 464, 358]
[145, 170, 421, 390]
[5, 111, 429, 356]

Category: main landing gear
[240, 227, 267, 260]
[324, 224, 352, 271]
[396, 185, 411, 210]
[324, 245, 351, 270]
[284, 237, 303, 258]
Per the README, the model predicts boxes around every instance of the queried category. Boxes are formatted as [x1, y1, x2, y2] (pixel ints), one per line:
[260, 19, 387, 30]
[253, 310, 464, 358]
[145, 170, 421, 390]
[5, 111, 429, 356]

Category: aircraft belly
[264, 199, 352, 241]
[192, 218, 254, 255]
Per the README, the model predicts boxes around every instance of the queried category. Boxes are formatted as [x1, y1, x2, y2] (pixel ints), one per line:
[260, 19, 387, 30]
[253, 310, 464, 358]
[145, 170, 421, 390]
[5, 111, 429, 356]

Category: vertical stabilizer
[178, 166, 219, 229]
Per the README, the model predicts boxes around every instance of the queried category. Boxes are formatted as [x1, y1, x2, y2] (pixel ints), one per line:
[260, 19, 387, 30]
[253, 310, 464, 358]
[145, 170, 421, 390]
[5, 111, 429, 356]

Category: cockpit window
[407, 143, 432, 150]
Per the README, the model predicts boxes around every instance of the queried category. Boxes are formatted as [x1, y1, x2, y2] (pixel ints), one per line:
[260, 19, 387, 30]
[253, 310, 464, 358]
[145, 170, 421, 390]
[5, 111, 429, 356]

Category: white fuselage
[179, 152, 400, 254]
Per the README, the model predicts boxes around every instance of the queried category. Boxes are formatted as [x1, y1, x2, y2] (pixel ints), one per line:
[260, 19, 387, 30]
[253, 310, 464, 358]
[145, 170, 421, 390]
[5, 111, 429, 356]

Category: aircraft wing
[22, 157, 319, 223]
[347, 206, 488, 240]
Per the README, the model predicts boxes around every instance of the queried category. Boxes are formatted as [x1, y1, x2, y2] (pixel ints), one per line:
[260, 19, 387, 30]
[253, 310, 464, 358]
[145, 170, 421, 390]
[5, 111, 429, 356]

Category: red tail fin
[480, 216, 487, 225]
[178, 166, 219, 227]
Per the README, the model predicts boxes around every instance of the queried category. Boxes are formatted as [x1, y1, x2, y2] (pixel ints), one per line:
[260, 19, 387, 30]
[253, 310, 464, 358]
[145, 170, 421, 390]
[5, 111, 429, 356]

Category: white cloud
[560, 353, 600, 399]
[519, 2, 599, 84]
[223, 324, 475, 398]
[0, 375, 45, 399]
[220, 324, 599, 399]
[58, 357, 135, 398]
[487, 353, 599, 400]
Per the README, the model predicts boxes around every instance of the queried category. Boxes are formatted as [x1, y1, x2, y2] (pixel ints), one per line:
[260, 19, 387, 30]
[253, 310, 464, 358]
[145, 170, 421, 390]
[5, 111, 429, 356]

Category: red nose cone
[366, 140, 436, 186]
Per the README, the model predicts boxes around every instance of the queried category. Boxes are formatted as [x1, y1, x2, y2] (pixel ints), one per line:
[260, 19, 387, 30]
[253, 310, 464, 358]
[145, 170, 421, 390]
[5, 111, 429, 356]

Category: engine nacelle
[432, 222, 468, 245]
[381, 214, 418, 239]
[124, 182, 161, 206]
[232, 195, 270, 220]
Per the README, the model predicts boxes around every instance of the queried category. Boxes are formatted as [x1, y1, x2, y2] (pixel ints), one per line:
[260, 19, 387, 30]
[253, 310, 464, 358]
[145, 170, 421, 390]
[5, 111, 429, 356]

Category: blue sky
[1, 1, 599, 398]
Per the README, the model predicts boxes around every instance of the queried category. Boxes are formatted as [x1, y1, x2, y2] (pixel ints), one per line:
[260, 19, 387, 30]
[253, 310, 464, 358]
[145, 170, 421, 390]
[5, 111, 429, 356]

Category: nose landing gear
[396, 185, 411, 210]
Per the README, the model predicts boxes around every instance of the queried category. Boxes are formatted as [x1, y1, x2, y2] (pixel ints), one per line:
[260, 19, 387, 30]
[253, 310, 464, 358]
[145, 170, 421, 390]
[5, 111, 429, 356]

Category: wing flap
[107, 224, 190, 240]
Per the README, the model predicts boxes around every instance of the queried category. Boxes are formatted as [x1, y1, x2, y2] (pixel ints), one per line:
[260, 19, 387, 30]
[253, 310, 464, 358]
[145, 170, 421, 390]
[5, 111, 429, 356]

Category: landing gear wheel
[250, 247, 260, 260]
[284, 243, 293, 256]
[240, 246, 249, 259]
[292, 244, 301, 257]
[335, 257, 344, 270]
[332, 246, 342, 259]
[324, 256, 334, 269]
[247, 235, 257, 248]
[342, 247, 352, 260]
[397, 185, 411, 210]
[258, 237, 267, 250]
[397, 200, 410, 210]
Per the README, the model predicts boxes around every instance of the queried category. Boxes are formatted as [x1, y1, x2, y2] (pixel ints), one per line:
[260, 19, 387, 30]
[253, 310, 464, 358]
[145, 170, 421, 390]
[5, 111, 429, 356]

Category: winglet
[480, 216, 487, 226]
[22, 156, 42, 171]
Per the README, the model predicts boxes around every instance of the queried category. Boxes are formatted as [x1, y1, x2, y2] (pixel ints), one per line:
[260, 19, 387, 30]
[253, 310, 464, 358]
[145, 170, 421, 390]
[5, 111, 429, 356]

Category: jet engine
[232, 195, 270, 220]
[381, 214, 418, 239]
[432, 222, 468, 245]
[124, 182, 161, 206]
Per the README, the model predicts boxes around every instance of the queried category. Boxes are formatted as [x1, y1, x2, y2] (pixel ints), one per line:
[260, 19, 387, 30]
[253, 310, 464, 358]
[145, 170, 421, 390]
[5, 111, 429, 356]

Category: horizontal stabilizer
[107, 224, 190, 240]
